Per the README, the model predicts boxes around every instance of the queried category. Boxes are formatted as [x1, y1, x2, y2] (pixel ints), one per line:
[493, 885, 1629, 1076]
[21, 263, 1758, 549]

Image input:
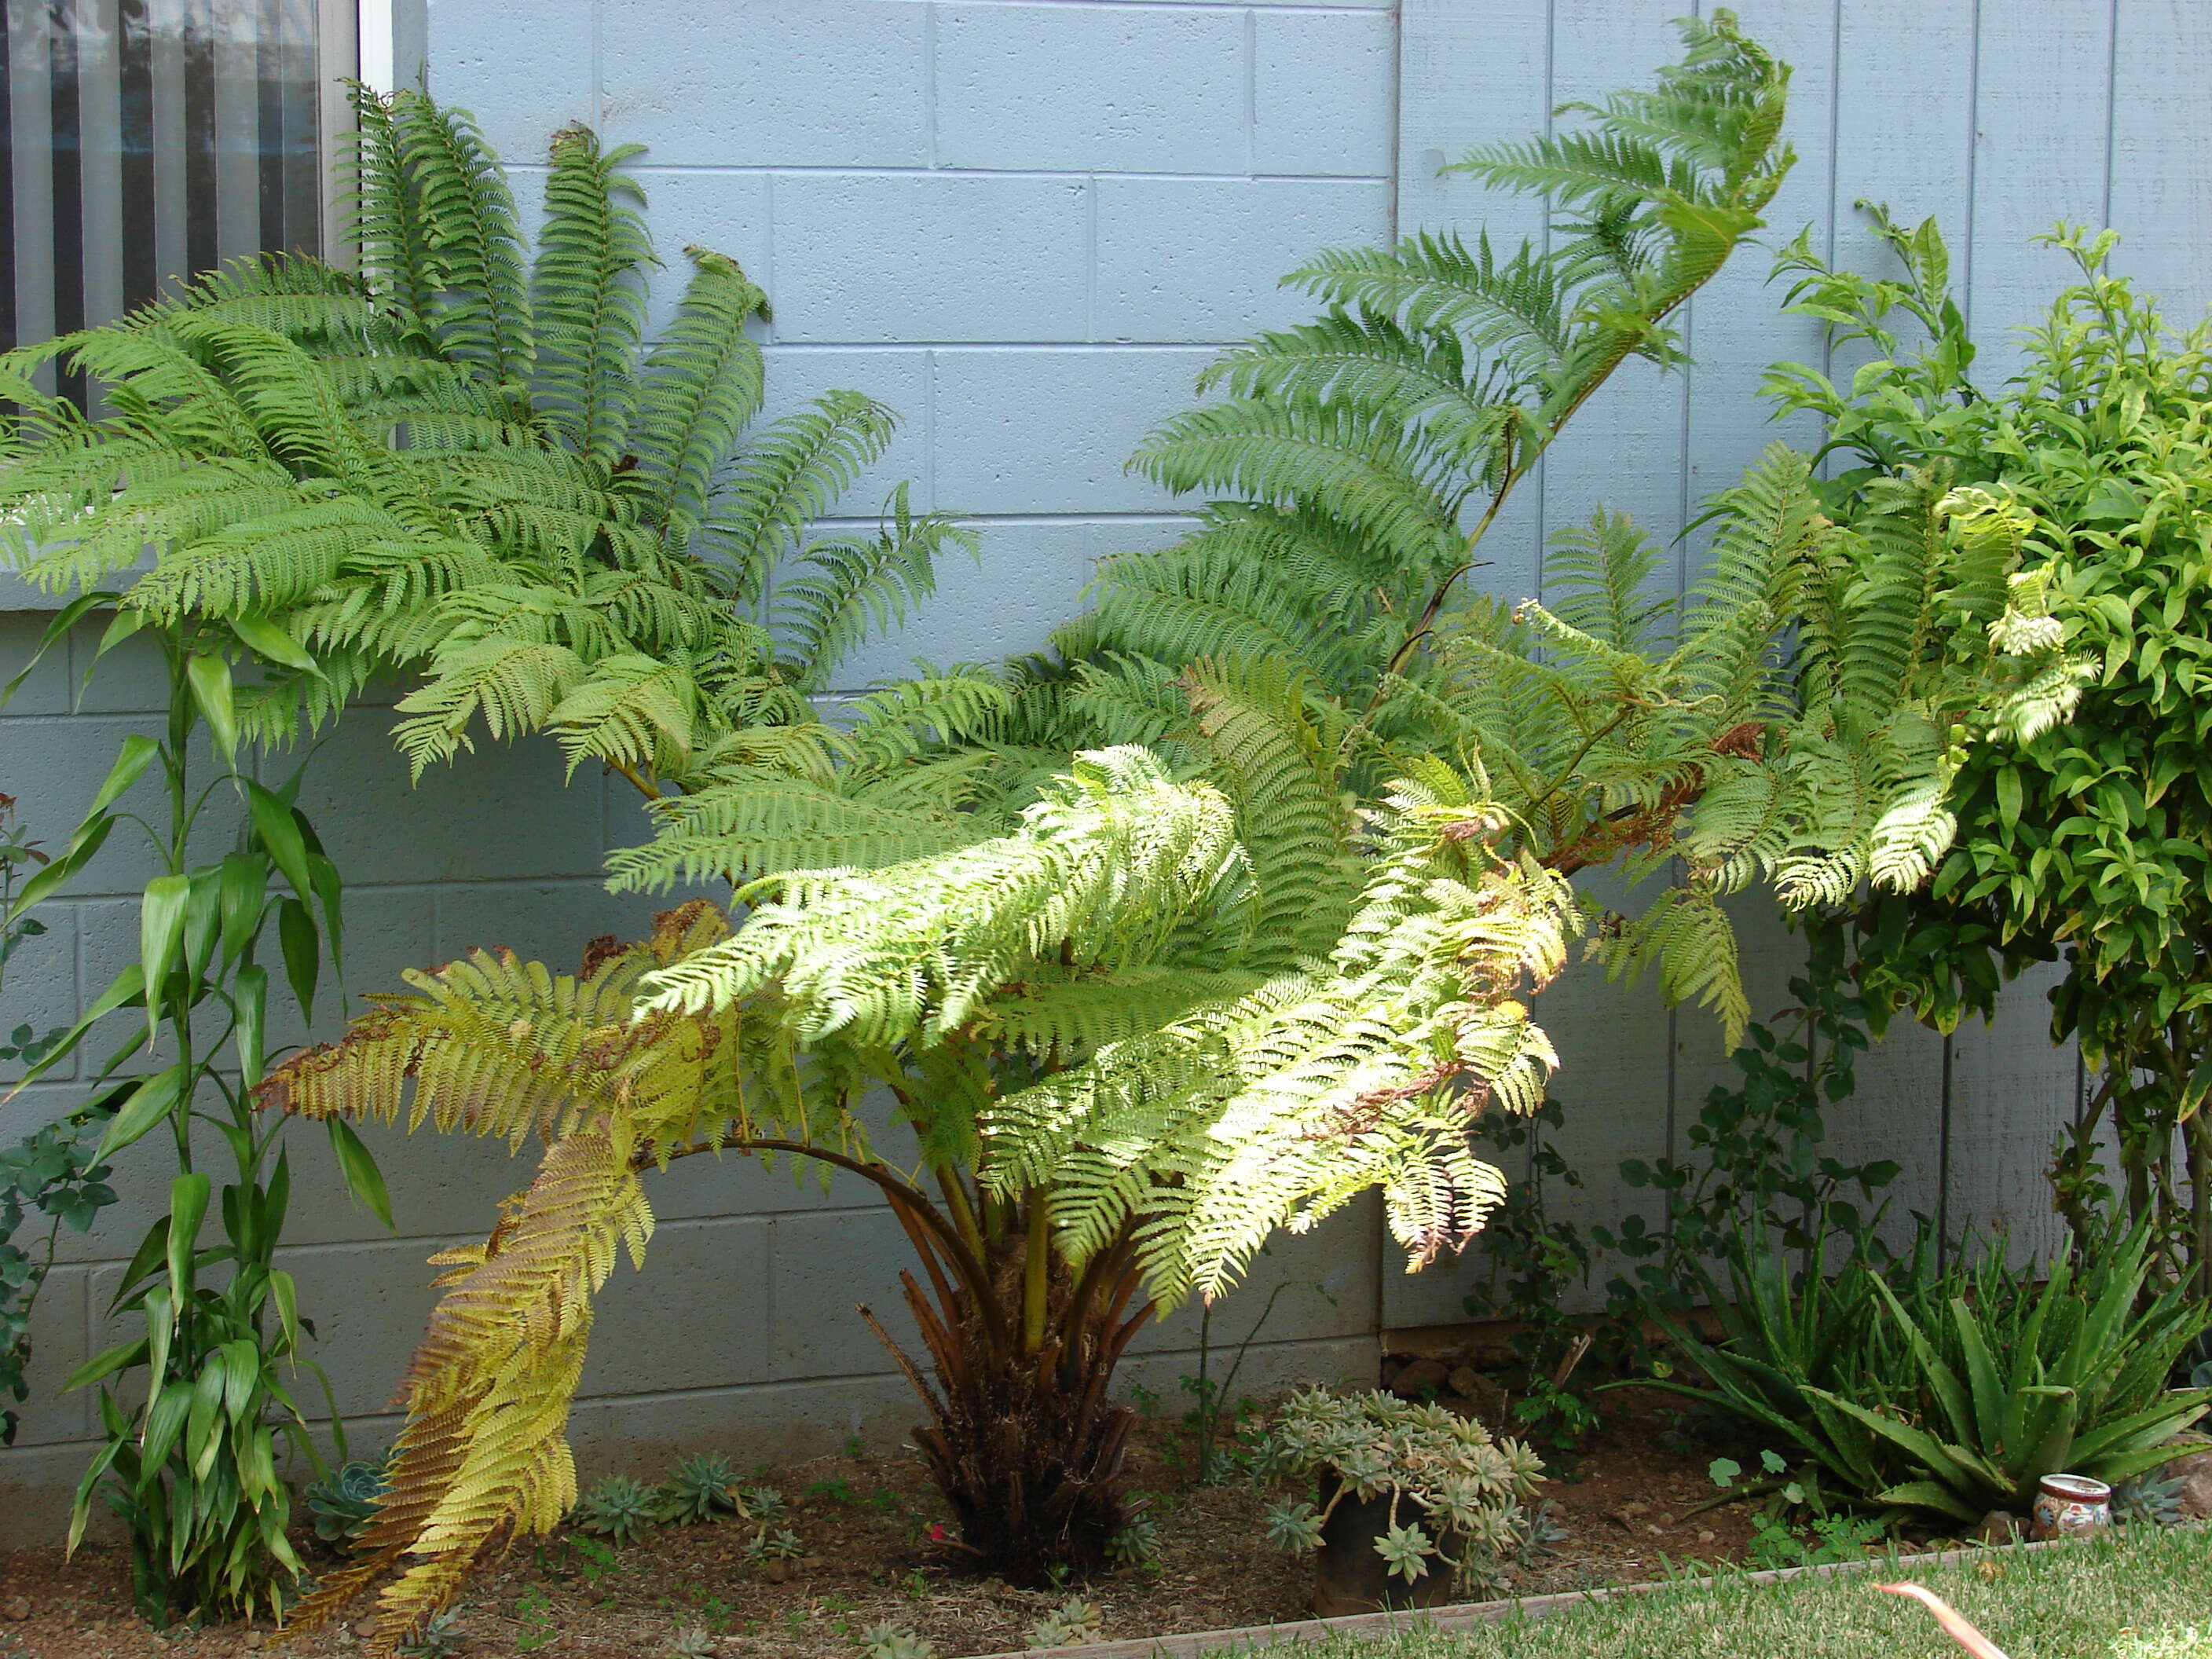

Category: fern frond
[532, 125, 652, 470]
[626, 247, 767, 535]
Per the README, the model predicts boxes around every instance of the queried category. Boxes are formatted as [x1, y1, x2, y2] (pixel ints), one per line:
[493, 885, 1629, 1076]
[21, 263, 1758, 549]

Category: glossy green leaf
[166, 1172, 212, 1297]
[185, 654, 240, 765]
[137, 874, 192, 1041]
[244, 780, 314, 903]
[324, 1116, 394, 1230]
[233, 963, 268, 1088]
[276, 898, 318, 1022]
[93, 1063, 189, 1160]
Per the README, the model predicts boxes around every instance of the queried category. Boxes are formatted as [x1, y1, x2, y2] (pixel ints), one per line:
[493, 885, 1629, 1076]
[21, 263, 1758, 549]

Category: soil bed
[0, 1389, 1899, 1659]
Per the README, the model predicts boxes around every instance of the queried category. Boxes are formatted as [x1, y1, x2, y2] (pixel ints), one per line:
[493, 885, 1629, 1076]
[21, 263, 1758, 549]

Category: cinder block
[295, 717, 606, 887]
[0, 614, 70, 714]
[1117, 1334, 1375, 1408]
[9, 1265, 93, 1445]
[0, 1441, 106, 1547]
[935, 3, 1247, 174]
[930, 348, 1214, 515]
[1128, 1199, 1379, 1357]
[600, 0, 929, 169]
[0, 896, 79, 1085]
[432, 877, 666, 968]
[564, 1372, 921, 1479]
[767, 1203, 922, 1382]
[826, 514, 1197, 692]
[1094, 177, 1391, 343]
[267, 1115, 541, 1250]
[623, 168, 775, 343]
[770, 173, 1090, 345]
[0, 719, 240, 899]
[426, 0, 595, 163]
[1254, 9, 1397, 178]
[578, 1214, 772, 1397]
[59, 622, 169, 716]
[259, 884, 438, 1056]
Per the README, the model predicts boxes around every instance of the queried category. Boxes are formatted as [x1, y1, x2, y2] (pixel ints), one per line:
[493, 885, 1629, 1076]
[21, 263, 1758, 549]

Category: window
[2, 1, 357, 401]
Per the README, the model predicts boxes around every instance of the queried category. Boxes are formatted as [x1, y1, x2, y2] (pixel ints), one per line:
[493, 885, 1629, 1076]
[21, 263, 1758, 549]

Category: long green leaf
[93, 1062, 190, 1160]
[137, 873, 192, 1041]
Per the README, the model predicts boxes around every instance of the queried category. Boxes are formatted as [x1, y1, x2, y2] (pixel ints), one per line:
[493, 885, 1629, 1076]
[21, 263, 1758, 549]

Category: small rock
[0, 1598, 26, 1621]
[355, 1617, 382, 1639]
[1645, 1523, 1664, 1537]
[1695, 1529, 1716, 1545]
[765, 1557, 793, 1584]
[244, 1634, 265, 1650]
[1446, 1365, 1484, 1400]
[1389, 1359, 1450, 1398]
[2160, 1443, 2212, 1519]
[1974, 1511, 2025, 1544]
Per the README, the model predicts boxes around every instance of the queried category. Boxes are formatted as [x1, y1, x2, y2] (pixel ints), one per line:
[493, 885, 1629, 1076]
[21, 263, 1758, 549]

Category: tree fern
[242, 22, 2094, 1643]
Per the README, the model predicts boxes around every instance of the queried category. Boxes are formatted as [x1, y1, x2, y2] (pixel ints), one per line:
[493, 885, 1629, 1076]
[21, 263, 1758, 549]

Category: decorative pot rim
[2036, 1473, 2111, 1500]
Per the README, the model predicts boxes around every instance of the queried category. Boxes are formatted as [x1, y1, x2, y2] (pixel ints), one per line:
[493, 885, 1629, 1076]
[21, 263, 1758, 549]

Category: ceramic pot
[2030, 1472, 2111, 1540]
[1311, 1476, 1466, 1617]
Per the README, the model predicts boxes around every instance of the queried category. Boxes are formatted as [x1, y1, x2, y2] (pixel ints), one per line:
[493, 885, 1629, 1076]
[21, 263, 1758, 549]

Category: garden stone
[1974, 1511, 2026, 1544]
[2162, 1443, 2212, 1518]
[1388, 1359, 1448, 1398]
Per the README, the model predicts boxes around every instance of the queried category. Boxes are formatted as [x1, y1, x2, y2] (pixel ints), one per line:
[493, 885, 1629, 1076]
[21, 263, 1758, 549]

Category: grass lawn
[1312, 1527, 2211, 1659]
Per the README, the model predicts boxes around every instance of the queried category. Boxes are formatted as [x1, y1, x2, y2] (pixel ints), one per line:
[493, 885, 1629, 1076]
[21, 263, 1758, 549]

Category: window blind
[2, 0, 329, 405]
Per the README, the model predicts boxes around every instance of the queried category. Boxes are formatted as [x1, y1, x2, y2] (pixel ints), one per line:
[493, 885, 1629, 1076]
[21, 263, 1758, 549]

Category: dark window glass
[3, 1, 326, 400]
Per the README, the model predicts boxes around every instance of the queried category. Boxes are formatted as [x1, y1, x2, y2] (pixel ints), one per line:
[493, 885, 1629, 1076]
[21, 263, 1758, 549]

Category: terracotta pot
[1311, 1477, 1466, 1617]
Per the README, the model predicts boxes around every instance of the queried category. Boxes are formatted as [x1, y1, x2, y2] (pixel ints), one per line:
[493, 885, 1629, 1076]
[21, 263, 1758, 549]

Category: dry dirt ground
[0, 1386, 1950, 1659]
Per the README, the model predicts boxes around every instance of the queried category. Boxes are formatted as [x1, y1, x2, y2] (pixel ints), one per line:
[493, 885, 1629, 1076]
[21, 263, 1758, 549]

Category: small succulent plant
[859, 1621, 937, 1659]
[2114, 1468, 2189, 1526]
[575, 1474, 662, 1545]
[1104, 1514, 1159, 1570]
[739, 1484, 789, 1519]
[667, 1625, 720, 1658]
[396, 1607, 466, 1659]
[1026, 1596, 1103, 1650]
[663, 1452, 744, 1525]
[1254, 1388, 1544, 1588]
[304, 1451, 392, 1545]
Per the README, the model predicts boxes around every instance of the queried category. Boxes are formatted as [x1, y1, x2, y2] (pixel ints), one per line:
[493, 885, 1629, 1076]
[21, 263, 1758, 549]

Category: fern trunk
[861, 1182, 1148, 1584]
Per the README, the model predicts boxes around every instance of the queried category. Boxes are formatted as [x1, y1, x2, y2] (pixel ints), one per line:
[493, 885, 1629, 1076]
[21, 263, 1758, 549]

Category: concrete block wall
[5, 0, 2210, 1537]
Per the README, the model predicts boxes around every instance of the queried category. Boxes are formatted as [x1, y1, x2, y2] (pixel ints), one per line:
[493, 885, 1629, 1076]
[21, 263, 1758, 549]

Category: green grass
[1297, 1528, 2212, 1659]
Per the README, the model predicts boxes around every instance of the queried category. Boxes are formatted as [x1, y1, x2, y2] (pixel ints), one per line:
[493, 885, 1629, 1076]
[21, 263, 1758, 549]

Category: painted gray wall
[1, 0, 2207, 1538]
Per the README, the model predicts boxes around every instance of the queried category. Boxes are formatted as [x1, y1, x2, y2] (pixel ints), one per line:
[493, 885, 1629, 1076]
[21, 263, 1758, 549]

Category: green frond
[531, 125, 653, 470]
[771, 485, 976, 690]
[642, 748, 1247, 1042]
[625, 247, 768, 535]
[701, 390, 899, 594]
[387, 90, 534, 385]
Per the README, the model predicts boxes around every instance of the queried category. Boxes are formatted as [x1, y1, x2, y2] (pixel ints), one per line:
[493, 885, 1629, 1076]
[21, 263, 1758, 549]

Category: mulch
[0, 1382, 1931, 1659]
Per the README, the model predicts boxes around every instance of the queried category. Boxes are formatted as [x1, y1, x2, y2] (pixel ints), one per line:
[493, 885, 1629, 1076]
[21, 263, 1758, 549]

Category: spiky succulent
[573, 1474, 661, 1546]
[661, 1452, 743, 1525]
[1026, 1597, 1104, 1650]
[859, 1621, 937, 1659]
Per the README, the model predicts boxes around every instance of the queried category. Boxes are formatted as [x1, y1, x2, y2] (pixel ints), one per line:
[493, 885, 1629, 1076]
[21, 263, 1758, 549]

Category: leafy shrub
[1255, 1389, 1542, 1588]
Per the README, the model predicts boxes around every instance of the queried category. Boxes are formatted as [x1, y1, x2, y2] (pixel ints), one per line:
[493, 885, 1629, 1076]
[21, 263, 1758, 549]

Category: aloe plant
[1807, 1227, 2210, 1522]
